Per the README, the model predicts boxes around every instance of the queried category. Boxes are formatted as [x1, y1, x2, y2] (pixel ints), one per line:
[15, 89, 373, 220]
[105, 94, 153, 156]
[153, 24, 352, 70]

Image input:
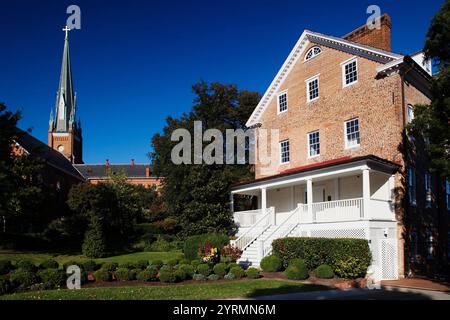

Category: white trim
[304, 46, 322, 61]
[307, 130, 320, 158]
[279, 139, 290, 165]
[344, 118, 361, 149]
[305, 74, 320, 103]
[277, 90, 288, 114]
[342, 57, 358, 88]
[51, 132, 70, 137]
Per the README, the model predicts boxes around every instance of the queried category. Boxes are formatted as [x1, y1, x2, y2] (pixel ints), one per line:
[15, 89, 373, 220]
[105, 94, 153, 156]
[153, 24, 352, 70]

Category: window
[308, 131, 320, 157]
[407, 105, 415, 124]
[345, 118, 360, 148]
[408, 167, 417, 206]
[306, 76, 319, 102]
[278, 91, 288, 113]
[280, 140, 290, 164]
[342, 58, 358, 87]
[425, 173, 432, 208]
[446, 178, 450, 211]
[305, 46, 322, 61]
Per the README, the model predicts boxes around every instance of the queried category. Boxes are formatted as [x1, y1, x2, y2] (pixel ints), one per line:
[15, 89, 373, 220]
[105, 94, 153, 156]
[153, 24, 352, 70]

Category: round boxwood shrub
[39, 259, 59, 270]
[16, 260, 37, 272]
[136, 260, 149, 270]
[315, 264, 334, 279]
[129, 268, 140, 280]
[0, 276, 12, 295]
[101, 262, 118, 272]
[174, 268, 187, 281]
[191, 260, 201, 269]
[226, 262, 238, 271]
[93, 269, 112, 282]
[159, 269, 177, 283]
[136, 268, 157, 282]
[192, 274, 207, 281]
[197, 264, 211, 277]
[207, 274, 220, 281]
[213, 263, 227, 277]
[82, 260, 99, 272]
[229, 266, 244, 278]
[178, 264, 195, 278]
[334, 257, 368, 279]
[179, 259, 190, 265]
[224, 272, 236, 280]
[10, 268, 39, 288]
[150, 260, 164, 269]
[115, 268, 132, 281]
[246, 268, 260, 279]
[285, 259, 308, 280]
[166, 259, 179, 267]
[38, 269, 66, 288]
[260, 255, 282, 272]
[119, 262, 136, 270]
[0, 260, 14, 275]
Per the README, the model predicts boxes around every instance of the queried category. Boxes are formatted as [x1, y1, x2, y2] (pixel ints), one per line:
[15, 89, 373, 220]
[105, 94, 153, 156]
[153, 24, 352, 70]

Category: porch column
[334, 178, 340, 201]
[261, 187, 267, 213]
[229, 193, 234, 213]
[307, 179, 313, 222]
[362, 168, 370, 219]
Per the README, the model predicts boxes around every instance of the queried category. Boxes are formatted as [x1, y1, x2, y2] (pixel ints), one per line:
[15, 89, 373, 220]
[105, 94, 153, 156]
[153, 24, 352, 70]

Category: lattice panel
[310, 228, 366, 239]
[381, 239, 396, 280]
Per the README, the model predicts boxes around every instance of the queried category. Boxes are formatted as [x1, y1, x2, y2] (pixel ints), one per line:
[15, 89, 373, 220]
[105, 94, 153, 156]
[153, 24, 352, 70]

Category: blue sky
[0, 0, 444, 164]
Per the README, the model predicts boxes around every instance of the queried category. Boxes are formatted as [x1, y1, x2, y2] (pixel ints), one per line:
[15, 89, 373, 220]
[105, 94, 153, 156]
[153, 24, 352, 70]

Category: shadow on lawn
[246, 284, 330, 298]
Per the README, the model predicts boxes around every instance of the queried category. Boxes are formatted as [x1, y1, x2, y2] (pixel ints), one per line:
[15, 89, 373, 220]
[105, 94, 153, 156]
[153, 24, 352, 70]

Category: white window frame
[408, 167, 417, 206]
[307, 130, 320, 158]
[304, 46, 322, 61]
[344, 118, 360, 149]
[407, 104, 415, 124]
[305, 74, 320, 103]
[277, 90, 288, 114]
[341, 57, 358, 88]
[280, 140, 290, 164]
[425, 173, 432, 208]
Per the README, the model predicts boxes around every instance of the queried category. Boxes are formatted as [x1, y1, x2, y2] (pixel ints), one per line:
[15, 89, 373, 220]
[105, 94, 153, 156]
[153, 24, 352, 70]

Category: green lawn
[0, 279, 329, 300]
[0, 250, 183, 265]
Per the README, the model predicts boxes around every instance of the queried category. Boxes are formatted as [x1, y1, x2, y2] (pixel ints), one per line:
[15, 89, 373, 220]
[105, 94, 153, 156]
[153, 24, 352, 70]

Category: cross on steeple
[63, 26, 71, 39]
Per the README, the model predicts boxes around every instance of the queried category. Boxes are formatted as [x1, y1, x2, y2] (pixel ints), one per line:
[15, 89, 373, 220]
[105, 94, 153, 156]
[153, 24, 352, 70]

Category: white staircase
[238, 225, 278, 267]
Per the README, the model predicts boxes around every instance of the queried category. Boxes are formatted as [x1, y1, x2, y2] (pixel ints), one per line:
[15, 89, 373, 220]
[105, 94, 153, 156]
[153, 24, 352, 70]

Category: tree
[410, 0, 450, 176]
[150, 82, 260, 236]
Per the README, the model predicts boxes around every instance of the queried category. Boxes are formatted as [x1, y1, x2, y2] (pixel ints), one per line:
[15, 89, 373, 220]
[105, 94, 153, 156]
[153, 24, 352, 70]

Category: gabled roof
[246, 30, 403, 127]
[74, 164, 155, 179]
[14, 129, 85, 181]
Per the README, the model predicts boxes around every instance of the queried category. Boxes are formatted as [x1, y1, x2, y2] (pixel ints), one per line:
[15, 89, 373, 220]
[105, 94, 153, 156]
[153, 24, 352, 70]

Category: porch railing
[234, 207, 273, 251]
[312, 198, 363, 222]
[233, 209, 262, 227]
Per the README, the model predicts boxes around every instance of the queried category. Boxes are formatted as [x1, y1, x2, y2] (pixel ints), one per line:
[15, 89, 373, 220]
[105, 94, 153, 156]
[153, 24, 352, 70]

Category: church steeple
[48, 26, 83, 164]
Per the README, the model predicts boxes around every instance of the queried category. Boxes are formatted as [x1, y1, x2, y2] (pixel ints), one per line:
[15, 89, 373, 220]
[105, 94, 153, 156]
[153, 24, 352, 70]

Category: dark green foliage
[191, 260, 201, 269]
[229, 266, 244, 278]
[183, 233, 229, 261]
[179, 259, 190, 265]
[9, 268, 39, 288]
[146, 238, 172, 252]
[178, 264, 195, 278]
[226, 262, 238, 271]
[0, 276, 11, 295]
[160, 265, 172, 272]
[82, 215, 108, 258]
[135, 260, 149, 270]
[159, 269, 177, 283]
[82, 260, 99, 272]
[119, 262, 137, 270]
[166, 258, 179, 267]
[16, 260, 37, 272]
[196, 264, 211, 277]
[93, 269, 112, 282]
[150, 259, 164, 269]
[101, 262, 119, 272]
[272, 237, 371, 274]
[129, 269, 140, 280]
[174, 268, 187, 281]
[315, 264, 334, 279]
[39, 259, 59, 269]
[245, 268, 260, 279]
[213, 263, 227, 277]
[115, 268, 132, 281]
[285, 259, 308, 280]
[63, 260, 81, 271]
[260, 255, 282, 272]
[37, 269, 66, 288]
[334, 257, 368, 279]
[0, 260, 14, 275]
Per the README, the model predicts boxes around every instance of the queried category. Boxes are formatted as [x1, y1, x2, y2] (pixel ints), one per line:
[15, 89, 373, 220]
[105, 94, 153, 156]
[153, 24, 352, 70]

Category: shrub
[147, 238, 171, 252]
[150, 260, 164, 269]
[221, 244, 243, 262]
[191, 260, 201, 269]
[260, 255, 282, 272]
[101, 262, 119, 272]
[93, 269, 112, 282]
[272, 237, 371, 273]
[0, 260, 14, 275]
[166, 258, 179, 267]
[315, 264, 334, 279]
[178, 264, 195, 278]
[192, 274, 207, 281]
[39, 259, 59, 269]
[174, 268, 187, 281]
[129, 268, 140, 280]
[334, 257, 368, 279]
[198, 242, 219, 264]
[229, 266, 244, 278]
[179, 259, 190, 265]
[220, 256, 232, 264]
[136, 260, 149, 270]
[136, 267, 157, 282]
[207, 274, 220, 281]
[226, 262, 238, 271]
[159, 269, 177, 283]
[160, 265, 172, 273]
[38, 269, 66, 288]
[213, 263, 227, 277]
[285, 259, 308, 280]
[183, 233, 229, 261]
[0, 276, 11, 295]
[115, 268, 132, 281]
[16, 260, 37, 272]
[10, 268, 39, 288]
[246, 268, 260, 279]
[119, 262, 136, 270]
[82, 260, 99, 272]
[82, 220, 108, 258]
[196, 264, 211, 277]
[224, 273, 236, 280]
[63, 260, 82, 271]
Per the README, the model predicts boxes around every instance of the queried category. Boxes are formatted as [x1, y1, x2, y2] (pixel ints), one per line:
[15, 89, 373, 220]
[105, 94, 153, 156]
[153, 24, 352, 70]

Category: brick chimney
[343, 13, 391, 52]
[105, 159, 110, 167]
[131, 159, 135, 167]
[145, 166, 150, 177]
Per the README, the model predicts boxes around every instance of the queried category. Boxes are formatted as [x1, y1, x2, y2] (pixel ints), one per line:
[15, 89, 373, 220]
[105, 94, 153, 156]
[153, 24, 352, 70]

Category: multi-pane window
[278, 92, 288, 113]
[308, 131, 320, 157]
[446, 178, 450, 211]
[343, 59, 358, 86]
[280, 140, 290, 164]
[306, 77, 319, 102]
[407, 105, 415, 124]
[305, 46, 322, 61]
[408, 167, 417, 206]
[425, 173, 432, 207]
[345, 118, 360, 148]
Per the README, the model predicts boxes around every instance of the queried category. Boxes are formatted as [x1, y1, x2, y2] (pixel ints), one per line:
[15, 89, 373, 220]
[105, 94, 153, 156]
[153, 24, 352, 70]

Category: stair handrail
[235, 207, 273, 251]
[261, 205, 301, 256]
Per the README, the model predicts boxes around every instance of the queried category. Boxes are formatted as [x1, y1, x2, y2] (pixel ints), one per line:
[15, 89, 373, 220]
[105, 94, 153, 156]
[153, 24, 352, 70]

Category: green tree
[150, 82, 260, 236]
[409, 0, 450, 176]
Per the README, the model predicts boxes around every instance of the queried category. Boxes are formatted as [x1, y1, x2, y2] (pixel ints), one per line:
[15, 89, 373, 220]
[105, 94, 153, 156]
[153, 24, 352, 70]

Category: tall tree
[150, 82, 260, 236]
[410, 0, 450, 176]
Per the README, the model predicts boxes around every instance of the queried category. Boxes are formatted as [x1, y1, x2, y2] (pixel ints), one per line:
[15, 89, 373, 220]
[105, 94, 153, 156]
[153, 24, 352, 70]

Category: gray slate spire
[54, 26, 75, 132]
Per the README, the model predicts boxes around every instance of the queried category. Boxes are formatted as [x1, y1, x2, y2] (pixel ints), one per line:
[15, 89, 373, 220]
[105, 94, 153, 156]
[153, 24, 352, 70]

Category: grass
[0, 279, 329, 300]
[0, 250, 183, 266]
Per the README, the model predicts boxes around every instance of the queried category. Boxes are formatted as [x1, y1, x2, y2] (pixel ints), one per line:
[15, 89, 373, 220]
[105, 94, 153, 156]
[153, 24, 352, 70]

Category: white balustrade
[312, 198, 363, 223]
[234, 207, 273, 251]
[233, 209, 262, 227]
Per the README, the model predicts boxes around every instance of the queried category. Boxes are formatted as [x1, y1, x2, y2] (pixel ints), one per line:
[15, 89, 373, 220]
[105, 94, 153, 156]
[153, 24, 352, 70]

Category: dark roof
[15, 130, 84, 181]
[73, 164, 153, 179]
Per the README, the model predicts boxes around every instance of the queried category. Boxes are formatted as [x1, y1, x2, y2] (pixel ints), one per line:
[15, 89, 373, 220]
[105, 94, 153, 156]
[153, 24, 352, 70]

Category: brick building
[231, 14, 449, 281]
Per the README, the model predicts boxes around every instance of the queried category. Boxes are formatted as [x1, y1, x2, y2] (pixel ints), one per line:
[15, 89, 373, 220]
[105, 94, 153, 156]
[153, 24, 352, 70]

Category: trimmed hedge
[39, 259, 59, 269]
[229, 266, 244, 278]
[10, 268, 39, 288]
[38, 269, 66, 288]
[159, 269, 176, 283]
[115, 268, 132, 281]
[246, 268, 260, 279]
[272, 237, 371, 277]
[178, 264, 195, 278]
[315, 264, 334, 279]
[183, 233, 229, 261]
[197, 264, 211, 277]
[137, 268, 158, 282]
[93, 269, 112, 282]
[260, 255, 282, 272]
[213, 263, 227, 277]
